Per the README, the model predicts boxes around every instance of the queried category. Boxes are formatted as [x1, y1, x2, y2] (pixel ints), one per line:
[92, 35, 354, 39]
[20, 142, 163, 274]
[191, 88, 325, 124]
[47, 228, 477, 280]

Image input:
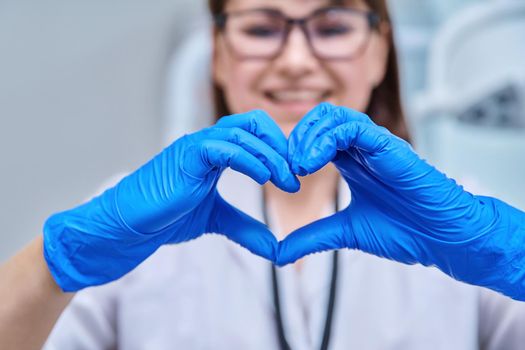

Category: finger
[276, 211, 348, 266]
[210, 195, 278, 262]
[216, 110, 289, 160]
[199, 140, 271, 185]
[288, 102, 334, 173]
[291, 107, 373, 172]
[295, 121, 391, 175]
[205, 127, 299, 192]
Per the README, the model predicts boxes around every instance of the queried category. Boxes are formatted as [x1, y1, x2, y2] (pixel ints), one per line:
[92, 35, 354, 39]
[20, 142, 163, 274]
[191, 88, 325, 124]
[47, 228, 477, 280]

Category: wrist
[469, 196, 525, 300]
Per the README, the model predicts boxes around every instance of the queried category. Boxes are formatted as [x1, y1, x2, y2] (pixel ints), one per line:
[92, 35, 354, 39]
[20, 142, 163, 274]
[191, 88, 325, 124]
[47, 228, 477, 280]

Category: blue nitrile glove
[277, 103, 525, 300]
[44, 110, 300, 292]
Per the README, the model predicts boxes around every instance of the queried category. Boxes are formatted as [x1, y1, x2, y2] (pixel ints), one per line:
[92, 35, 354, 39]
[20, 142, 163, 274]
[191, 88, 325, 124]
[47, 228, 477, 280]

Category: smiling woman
[39, 0, 525, 349]
[3, 0, 525, 349]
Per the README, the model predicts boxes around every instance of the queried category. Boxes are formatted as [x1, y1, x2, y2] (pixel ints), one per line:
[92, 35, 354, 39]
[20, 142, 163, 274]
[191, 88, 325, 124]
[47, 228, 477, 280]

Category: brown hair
[208, 0, 409, 141]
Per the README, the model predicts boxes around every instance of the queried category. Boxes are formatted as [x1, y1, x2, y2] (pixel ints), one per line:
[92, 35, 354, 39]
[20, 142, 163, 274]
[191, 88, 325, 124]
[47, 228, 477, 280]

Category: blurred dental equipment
[412, 0, 525, 210]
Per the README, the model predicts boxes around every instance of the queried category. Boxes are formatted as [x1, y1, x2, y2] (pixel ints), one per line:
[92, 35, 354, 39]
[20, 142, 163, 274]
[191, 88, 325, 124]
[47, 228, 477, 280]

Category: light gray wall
[0, 0, 207, 260]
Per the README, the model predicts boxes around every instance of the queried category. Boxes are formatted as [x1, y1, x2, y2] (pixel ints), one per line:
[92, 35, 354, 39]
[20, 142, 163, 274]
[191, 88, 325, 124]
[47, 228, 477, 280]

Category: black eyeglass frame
[213, 6, 381, 61]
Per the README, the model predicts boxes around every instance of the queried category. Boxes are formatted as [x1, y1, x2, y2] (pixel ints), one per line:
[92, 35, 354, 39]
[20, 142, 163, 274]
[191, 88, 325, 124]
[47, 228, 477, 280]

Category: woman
[1, 0, 524, 349]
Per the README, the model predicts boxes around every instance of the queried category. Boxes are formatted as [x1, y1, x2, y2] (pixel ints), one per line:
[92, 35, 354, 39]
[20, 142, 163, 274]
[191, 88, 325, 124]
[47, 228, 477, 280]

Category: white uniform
[43, 169, 525, 350]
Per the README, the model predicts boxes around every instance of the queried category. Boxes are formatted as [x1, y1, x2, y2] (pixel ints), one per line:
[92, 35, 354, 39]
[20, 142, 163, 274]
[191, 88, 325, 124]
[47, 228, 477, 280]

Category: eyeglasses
[214, 7, 380, 61]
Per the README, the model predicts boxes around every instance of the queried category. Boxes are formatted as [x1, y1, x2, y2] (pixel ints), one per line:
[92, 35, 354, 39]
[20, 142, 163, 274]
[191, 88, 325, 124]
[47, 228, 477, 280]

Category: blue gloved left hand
[44, 110, 299, 292]
[277, 103, 525, 300]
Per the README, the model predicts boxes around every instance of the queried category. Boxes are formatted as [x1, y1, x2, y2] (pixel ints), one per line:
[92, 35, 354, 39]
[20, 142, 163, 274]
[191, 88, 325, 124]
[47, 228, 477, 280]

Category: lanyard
[263, 191, 340, 350]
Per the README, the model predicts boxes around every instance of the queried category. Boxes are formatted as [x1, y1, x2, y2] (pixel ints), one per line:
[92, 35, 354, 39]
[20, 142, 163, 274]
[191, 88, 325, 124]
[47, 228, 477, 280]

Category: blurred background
[1, 0, 524, 261]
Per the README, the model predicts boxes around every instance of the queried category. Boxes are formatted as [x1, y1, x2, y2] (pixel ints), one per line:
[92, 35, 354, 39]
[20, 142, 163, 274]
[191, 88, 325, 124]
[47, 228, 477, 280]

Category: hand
[44, 110, 299, 292]
[277, 103, 525, 300]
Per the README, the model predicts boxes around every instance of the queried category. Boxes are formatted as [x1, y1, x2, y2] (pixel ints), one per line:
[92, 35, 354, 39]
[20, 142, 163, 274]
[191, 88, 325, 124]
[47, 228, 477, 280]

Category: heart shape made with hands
[44, 100, 524, 298]
[220, 102, 421, 267]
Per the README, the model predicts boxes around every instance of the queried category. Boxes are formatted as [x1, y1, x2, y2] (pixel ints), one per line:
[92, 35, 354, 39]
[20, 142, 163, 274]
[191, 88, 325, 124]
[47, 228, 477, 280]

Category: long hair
[208, 0, 409, 141]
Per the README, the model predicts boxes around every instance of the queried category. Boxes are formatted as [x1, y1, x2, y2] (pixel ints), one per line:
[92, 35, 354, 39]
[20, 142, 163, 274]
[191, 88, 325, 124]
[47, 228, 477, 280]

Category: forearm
[0, 235, 74, 350]
[482, 196, 525, 300]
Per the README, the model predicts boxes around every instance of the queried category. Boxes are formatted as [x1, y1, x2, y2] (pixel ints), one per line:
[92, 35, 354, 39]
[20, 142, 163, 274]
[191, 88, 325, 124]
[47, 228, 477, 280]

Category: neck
[264, 164, 339, 241]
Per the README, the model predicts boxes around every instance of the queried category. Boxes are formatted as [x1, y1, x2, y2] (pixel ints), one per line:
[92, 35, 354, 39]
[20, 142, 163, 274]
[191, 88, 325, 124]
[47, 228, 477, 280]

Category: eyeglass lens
[223, 8, 373, 59]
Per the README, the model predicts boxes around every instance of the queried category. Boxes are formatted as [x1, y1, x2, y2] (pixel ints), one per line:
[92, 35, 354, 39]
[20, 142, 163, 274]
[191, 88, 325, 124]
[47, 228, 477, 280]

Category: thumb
[209, 195, 278, 262]
[276, 211, 350, 266]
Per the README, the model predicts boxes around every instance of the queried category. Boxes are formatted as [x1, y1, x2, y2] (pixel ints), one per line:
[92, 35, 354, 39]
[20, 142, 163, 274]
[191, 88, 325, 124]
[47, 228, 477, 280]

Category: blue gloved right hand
[44, 110, 299, 292]
[278, 103, 525, 300]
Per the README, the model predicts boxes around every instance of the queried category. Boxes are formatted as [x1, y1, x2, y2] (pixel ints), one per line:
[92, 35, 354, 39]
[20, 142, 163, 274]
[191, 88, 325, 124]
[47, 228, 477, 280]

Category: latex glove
[44, 110, 299, 292]
[277, 103, 525, 300]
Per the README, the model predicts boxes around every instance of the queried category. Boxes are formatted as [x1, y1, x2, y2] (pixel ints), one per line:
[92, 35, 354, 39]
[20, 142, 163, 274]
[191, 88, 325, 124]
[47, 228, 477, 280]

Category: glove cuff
[42, 187, 169, 292]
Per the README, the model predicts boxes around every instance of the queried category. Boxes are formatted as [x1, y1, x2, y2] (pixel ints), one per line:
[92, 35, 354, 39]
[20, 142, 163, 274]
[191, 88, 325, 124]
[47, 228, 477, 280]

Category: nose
[272, 25, 320, 78]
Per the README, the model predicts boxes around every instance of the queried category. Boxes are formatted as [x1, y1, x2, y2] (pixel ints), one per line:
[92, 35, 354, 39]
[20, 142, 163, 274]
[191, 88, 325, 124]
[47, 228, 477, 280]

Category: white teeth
[270, 91, 326, 102]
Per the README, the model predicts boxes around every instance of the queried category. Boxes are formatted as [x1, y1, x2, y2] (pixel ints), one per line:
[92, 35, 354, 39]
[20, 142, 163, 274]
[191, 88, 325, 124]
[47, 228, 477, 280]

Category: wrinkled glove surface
[278, 103, 525, 300]
[44, 110, 299, 292]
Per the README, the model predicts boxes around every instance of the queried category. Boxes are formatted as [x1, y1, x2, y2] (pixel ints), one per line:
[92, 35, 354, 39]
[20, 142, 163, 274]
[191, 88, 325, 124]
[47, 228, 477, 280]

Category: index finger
[216, 110, 289, 160]
[288, 102, 334, 168]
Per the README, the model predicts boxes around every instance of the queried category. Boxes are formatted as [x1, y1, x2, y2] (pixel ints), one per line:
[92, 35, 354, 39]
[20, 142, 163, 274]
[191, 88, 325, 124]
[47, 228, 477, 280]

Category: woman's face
[213, 0, 390, 136]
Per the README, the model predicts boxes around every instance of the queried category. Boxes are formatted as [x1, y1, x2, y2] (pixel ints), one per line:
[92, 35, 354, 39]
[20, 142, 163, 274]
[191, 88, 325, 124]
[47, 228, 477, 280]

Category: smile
[265, 90, 331, 103]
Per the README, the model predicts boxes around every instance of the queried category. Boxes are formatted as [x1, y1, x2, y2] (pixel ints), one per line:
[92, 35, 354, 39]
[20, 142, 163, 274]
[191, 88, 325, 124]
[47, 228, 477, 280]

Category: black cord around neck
[271, 252, 339, 350]
[264, 191, 339, 350]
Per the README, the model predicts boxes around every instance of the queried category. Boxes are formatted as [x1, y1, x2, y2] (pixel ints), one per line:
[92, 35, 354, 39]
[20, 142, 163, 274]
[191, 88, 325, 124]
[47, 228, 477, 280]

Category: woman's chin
[278, 122, 297, 138]
[267, 102, 322, 130]
[270, 100, 322, 117]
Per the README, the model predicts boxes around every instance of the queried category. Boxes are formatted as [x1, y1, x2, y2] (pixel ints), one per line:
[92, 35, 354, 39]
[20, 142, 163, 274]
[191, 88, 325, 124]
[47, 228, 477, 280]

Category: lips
[265, 90, 331, 103]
